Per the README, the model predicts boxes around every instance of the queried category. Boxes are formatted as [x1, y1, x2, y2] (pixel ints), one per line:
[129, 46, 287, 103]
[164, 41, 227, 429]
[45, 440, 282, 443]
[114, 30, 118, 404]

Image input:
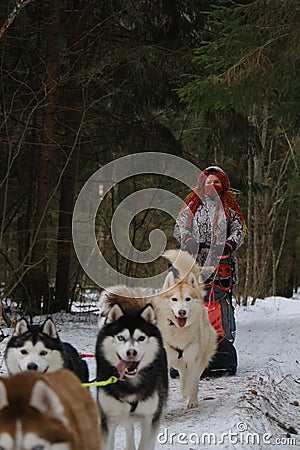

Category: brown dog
[0, 369, 101, 450]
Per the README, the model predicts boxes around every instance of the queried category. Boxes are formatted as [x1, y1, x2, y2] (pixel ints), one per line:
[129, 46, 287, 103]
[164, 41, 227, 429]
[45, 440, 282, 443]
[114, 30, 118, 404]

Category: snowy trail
[0, 295, 299, 449]
[154, 296, 300, 449]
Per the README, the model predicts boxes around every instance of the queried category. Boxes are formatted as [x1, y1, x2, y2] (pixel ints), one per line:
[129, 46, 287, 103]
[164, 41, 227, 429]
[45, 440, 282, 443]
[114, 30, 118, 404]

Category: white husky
[157, 249, 217, 408]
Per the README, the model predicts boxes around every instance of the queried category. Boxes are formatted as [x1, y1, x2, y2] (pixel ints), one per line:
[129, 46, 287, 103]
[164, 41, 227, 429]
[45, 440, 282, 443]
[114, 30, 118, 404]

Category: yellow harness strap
[82, 376, 118, 388]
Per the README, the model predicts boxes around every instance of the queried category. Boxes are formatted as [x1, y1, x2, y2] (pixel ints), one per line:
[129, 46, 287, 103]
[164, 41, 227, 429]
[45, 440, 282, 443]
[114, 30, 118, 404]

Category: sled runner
[202, 257, 238, 376]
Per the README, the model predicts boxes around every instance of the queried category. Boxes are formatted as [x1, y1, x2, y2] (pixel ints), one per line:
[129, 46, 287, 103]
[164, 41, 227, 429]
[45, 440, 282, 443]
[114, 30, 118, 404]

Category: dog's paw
[187, 399, 198, 409]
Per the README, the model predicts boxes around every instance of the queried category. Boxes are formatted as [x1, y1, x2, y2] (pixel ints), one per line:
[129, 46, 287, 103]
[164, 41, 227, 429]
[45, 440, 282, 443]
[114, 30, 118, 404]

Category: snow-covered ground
[1, 293, 299, 449]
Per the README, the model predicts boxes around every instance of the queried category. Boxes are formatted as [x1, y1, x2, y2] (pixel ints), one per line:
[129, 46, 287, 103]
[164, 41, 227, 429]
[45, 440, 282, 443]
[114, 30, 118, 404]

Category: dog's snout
[27, 362, 38, 371]
[178, 309, 187, 317]
[126, 349, 137, 359]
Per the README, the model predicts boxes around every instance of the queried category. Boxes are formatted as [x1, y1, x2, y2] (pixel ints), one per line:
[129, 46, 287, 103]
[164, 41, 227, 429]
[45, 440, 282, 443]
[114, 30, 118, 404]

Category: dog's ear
[140, 304, 156, 325]
[186, 272, 199, 289]
[162, 271, 176, 291]
[13, 318, 29, 336]
[0, 380, 8, 410]
[30, 380, 68, 426]
[42, 318, 59, 339]
[106, 303, 124, 324]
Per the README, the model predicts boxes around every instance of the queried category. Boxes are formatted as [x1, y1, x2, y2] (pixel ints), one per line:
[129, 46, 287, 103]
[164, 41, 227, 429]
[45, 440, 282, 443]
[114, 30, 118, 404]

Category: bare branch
[283, 130, 298, 170]
[0, 0, 36, 39]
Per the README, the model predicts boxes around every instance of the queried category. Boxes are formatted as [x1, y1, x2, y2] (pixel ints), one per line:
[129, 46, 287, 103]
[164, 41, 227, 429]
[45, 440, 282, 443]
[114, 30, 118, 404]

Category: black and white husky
[96, 300, 168, 450]
[4, 317, 89, 382]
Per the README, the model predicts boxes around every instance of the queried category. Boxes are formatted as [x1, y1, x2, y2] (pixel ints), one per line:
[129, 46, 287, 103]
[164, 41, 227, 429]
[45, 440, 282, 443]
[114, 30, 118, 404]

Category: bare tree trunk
[55, 3, 82, 312]
[24, 0, 60, 314]
[54, 145, 78, 312]
[251, 153, 260, 303]
[242, 149, 252, 306]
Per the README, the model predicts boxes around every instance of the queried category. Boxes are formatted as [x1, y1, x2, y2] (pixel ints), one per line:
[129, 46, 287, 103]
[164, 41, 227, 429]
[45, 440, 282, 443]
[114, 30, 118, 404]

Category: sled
[202, 258, 238, 376]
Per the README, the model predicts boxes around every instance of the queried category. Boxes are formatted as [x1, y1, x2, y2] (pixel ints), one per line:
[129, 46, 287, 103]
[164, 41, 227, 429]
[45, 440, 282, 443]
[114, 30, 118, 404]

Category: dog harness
[115, 396, 139, 413]
[128, 399, 138, 413]
[167, 320, 184, 359]
[168, 344, 184, 359]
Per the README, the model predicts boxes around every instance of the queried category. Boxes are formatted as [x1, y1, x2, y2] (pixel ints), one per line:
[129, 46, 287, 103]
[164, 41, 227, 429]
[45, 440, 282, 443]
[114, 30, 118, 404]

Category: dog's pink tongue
[117, 360, 130, 379]
[177, 317, 187, 327]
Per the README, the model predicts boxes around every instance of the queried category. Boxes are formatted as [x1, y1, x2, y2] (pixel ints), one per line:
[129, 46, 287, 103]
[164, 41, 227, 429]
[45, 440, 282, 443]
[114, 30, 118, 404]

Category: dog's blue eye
[32, 446, 45, 450]
[40, 350, 48, 356]
[185, 297, 191, 302]
[20, 349, 28, 355]
[171, 297, 177, 302]
[117, 335, 125, 341]
[138, 336, 145, 342]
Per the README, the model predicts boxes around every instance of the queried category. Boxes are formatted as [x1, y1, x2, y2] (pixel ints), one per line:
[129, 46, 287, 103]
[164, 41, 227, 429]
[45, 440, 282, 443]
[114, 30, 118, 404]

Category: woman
[174, 165, 246, 286]
[172, 166, 246, 377]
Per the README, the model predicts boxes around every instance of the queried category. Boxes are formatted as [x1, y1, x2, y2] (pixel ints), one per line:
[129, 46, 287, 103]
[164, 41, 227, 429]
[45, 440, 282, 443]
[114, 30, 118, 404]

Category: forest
[0, 0, 299, 320]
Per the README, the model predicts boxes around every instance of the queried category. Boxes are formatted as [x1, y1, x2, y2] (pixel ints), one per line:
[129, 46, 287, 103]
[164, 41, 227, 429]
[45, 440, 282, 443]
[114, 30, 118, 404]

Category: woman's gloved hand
[184, 237, 199, 255]
[220, 241, 234, 259]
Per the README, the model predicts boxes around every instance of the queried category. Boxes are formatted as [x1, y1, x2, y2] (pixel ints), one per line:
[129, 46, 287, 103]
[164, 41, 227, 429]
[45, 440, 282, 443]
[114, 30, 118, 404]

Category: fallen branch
[274, 373, 292, 386]
[265, 412, 298, 435]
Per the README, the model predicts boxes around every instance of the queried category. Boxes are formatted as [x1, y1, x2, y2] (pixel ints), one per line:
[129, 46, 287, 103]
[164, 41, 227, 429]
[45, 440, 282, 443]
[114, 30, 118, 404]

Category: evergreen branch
[0, 0, 36, 39]
[221, 34, 288, 81]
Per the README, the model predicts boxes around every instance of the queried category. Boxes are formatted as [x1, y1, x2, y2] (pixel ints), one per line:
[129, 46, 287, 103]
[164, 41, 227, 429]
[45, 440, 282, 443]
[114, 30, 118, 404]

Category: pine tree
[180, 0, 300, 302]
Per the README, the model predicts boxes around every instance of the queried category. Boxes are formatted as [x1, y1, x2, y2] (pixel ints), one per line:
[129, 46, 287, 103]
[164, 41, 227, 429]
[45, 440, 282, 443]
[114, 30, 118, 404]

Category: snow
[1, 294, 299, 449]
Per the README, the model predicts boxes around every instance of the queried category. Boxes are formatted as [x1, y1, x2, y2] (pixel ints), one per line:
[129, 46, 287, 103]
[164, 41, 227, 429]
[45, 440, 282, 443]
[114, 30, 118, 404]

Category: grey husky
[4, 317, 89, 382]
[95, 300, 168, 450]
